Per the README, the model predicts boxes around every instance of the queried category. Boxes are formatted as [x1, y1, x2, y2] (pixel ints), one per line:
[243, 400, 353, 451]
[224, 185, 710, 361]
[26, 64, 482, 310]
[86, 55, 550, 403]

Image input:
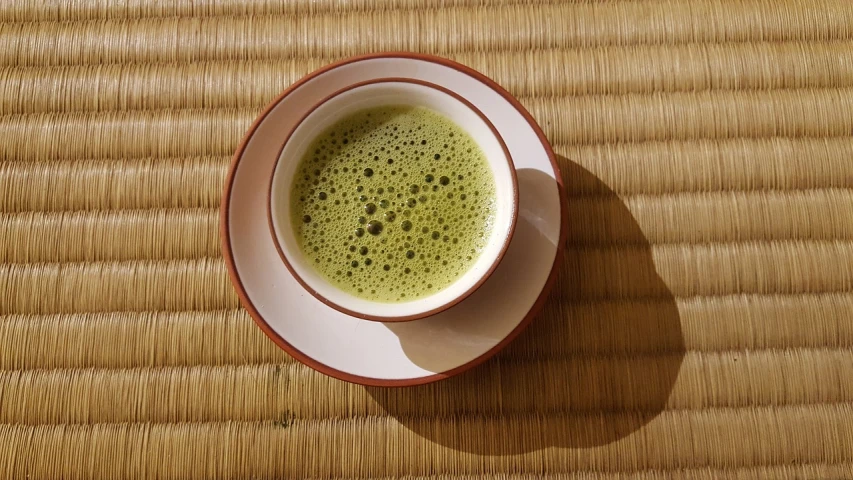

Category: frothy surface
[288, 106, 496, 302]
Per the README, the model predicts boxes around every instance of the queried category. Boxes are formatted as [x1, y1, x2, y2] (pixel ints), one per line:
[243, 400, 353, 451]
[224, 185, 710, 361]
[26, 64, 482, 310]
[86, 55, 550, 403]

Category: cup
[268, 78, 518, 321]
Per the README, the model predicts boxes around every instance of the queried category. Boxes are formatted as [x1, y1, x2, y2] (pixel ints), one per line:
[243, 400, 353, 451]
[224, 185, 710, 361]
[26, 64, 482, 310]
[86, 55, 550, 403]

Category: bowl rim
[266, 77, 519, 322]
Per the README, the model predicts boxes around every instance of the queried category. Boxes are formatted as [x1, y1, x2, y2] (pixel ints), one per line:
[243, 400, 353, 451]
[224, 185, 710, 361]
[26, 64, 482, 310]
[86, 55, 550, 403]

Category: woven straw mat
[2, 1, 853, 478]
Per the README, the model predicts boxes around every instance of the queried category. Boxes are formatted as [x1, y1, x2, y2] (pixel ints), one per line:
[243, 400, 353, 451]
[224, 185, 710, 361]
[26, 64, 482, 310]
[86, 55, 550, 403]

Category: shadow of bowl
[366, 156, 685, 454]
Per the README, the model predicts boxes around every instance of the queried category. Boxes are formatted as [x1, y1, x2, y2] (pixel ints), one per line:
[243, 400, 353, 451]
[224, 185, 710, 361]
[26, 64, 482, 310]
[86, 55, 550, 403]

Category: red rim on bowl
[221, 52, 568, 386]
[266, 78, 519, 322]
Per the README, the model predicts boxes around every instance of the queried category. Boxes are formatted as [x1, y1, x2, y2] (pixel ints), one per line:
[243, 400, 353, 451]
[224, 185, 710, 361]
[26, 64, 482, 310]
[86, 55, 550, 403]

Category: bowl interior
[269, 80, 516, 320]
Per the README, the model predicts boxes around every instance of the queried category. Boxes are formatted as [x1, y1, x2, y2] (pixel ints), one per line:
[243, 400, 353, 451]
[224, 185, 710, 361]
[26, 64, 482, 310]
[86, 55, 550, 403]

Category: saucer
[221, 53, 567, 386]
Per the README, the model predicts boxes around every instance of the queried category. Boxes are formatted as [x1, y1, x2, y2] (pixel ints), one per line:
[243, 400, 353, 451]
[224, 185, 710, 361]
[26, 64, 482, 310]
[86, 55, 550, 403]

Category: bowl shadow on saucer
[367, 157, 685, 453]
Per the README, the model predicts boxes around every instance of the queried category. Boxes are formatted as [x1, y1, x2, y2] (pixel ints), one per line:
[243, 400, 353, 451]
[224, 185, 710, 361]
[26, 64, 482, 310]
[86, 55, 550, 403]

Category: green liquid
[289, 106, 496, 302]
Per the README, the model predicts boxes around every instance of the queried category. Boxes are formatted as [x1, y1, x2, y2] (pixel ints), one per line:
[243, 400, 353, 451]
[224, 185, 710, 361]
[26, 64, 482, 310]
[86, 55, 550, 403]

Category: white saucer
[222, 53, 566, 386]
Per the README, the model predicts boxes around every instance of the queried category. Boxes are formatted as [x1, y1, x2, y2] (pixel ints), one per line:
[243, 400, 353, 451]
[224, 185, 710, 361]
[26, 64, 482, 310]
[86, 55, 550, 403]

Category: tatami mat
[1, 0, 852, 478]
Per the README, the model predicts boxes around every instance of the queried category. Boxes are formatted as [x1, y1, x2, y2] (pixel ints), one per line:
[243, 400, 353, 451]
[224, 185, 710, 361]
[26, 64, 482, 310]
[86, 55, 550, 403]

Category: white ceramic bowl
[268, 79, 518, 321]
[223, 53, 565, 385]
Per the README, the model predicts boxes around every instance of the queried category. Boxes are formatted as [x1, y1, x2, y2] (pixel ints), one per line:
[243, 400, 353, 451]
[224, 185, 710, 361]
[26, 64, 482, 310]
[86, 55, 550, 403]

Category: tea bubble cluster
[289, 106, 496, 302]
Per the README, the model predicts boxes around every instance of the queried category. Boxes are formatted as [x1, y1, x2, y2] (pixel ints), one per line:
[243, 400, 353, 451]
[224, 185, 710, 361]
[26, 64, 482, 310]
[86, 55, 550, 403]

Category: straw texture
[1, 0, 852, 478]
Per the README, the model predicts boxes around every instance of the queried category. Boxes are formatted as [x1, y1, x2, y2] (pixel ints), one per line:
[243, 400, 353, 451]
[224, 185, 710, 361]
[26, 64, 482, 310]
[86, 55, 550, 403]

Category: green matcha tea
[288, 106, 496, 302]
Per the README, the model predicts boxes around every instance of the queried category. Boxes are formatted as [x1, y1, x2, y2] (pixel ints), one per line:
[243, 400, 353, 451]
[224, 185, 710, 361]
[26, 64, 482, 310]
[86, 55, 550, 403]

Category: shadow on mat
[368, 156, 685, 453]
